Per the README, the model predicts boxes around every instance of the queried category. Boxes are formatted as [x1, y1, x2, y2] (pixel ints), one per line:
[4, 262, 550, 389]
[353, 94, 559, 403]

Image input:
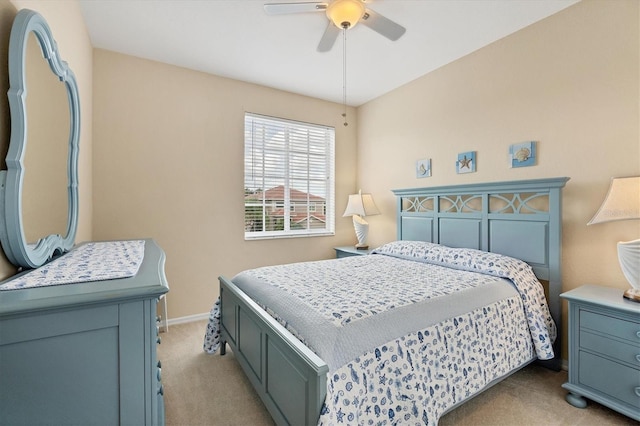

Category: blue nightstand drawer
[336, 250, 360, 258]
[580, 309, 640, 343]
[580, 330, 640, 367]
[579, 351, 640, 409]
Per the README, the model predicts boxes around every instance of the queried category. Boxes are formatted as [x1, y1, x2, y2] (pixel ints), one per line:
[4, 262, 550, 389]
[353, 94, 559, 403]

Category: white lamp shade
[588, 176, 640, 225]
[342, 191, 380, 217]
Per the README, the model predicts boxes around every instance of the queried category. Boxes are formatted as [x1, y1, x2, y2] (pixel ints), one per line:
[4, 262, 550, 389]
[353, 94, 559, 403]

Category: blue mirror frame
[0, 9, 80, 269]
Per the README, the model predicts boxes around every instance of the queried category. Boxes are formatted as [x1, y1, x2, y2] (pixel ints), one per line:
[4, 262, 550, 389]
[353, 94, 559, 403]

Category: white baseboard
[164, 312, 209, 328]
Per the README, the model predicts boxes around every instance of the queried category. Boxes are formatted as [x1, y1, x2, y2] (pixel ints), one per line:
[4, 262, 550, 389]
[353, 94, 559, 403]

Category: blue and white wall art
[456, 151, 476, 174]
[416, 158, 431, 178]
[509, 141, 537, 168]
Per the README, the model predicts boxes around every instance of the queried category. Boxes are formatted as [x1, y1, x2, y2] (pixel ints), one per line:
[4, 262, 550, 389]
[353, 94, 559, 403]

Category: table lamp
[342, 190, 380, 249]
[588, 176, 640, 302]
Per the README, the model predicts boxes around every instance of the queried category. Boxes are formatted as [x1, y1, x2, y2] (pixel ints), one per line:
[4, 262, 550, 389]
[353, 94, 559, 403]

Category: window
[244, 113, 335, 239]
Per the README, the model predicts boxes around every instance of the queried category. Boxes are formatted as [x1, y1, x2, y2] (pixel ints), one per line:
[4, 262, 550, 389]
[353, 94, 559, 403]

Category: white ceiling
[79, 0, 579, 106]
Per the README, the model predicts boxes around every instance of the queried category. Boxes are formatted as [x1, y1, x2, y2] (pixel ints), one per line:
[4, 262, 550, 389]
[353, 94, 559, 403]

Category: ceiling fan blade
[361, 8, 406, 41]
[264, 2, 327, 15]
[317, 22, 340, 52]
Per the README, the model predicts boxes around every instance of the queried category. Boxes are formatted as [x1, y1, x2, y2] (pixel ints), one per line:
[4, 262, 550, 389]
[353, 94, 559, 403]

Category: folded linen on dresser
[0, 240, 146, 290]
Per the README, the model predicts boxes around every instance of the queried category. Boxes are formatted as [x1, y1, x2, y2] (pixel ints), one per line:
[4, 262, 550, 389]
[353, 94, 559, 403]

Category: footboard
[218, 276, 328, 426]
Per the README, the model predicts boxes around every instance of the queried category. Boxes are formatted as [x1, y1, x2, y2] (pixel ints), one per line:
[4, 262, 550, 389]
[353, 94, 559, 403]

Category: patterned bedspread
[204, 241, 556, 425]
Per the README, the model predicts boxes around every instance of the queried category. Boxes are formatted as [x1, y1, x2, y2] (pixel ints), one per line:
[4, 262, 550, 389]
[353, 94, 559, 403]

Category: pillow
[372, 240, 530, 276]
[372, 240, 446, 261]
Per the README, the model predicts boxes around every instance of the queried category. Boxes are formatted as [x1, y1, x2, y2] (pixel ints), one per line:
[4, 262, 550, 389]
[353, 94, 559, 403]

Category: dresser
[561, 285, 640, 421]
[0, 239, 169, 425]
[334, 245, 373, 258]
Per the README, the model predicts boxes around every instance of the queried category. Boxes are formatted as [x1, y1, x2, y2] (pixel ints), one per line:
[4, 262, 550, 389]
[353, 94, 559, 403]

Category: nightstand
[560, 285, 640, 421]
[334, 246, 373, 258]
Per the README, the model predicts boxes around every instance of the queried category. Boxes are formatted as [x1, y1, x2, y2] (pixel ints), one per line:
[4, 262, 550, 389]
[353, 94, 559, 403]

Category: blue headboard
[393, 177, 570, 367]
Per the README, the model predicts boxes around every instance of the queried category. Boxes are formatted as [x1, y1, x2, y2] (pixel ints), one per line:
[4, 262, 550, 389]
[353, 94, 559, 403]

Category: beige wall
[0, 0, 93, 279]
[92, 50, 358, 319]
[357, 0, 639, 353]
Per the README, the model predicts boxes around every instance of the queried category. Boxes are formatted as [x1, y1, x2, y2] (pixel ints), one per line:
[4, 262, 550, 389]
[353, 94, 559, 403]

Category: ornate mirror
[0, 9, 80, 269]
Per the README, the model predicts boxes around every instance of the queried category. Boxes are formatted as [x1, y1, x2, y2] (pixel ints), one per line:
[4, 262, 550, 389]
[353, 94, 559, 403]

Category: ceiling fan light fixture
[326, 0, 365, 29]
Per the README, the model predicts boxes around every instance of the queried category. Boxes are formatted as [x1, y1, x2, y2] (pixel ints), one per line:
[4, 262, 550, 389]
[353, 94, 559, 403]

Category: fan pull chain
[342, 25, 348, 126]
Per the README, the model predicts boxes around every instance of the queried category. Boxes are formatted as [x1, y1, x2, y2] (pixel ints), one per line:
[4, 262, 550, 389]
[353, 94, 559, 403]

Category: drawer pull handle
[636, 354, 640, 363]
[635, 387, 640, 397]
[637, 331, 640, 339]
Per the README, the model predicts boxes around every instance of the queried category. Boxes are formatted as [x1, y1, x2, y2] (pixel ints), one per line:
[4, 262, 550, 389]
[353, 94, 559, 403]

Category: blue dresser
[0, 239, 169, 425]
[561, 285, 640, 421]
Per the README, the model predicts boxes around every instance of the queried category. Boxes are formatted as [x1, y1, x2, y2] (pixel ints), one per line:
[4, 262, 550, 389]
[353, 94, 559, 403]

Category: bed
[204, 177, 569, 425]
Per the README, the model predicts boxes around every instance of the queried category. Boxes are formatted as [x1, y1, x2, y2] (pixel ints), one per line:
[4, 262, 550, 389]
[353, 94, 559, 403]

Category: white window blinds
[244, 113, 335, 239]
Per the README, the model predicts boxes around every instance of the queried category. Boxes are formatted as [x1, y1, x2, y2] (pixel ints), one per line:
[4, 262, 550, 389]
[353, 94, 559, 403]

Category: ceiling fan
[264, 0, 406, 52]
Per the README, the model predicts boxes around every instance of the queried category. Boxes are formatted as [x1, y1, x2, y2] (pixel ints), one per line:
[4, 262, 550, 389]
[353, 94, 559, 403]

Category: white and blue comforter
[204, 241, 556, 425]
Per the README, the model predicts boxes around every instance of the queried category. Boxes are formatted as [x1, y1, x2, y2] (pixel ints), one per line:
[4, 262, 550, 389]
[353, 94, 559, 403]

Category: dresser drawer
[580, 331, 640, 366]
[580, 309, 640, 343]
[579, 351, 640, 409]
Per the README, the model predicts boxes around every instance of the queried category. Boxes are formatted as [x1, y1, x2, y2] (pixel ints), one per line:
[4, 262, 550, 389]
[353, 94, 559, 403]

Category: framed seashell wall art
[509, 141, 537, 168]
[456, 151, 476, 174]
[416, 158, 431, 178]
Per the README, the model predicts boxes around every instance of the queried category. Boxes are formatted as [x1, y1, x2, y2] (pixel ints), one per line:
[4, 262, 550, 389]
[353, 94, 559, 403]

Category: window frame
[243, 113, 335, 240]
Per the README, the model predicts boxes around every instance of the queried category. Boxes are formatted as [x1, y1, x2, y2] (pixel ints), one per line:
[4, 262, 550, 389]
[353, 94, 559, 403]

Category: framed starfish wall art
[416, 158, 431, 178]
[456, 151, 476, 174]
[509, 141, 537, 168]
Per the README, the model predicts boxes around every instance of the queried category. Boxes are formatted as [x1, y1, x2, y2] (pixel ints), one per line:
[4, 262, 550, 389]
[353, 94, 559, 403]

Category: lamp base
[355, 243, 369, 250]
[623, 288, 640, 303]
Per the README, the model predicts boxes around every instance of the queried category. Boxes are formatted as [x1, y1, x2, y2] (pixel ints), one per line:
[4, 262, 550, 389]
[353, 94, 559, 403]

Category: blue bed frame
[218, 177, 569, 425]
